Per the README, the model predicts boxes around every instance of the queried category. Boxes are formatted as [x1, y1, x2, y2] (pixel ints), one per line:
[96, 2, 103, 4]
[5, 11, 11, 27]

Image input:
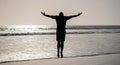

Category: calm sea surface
[0, 25, 120, 63]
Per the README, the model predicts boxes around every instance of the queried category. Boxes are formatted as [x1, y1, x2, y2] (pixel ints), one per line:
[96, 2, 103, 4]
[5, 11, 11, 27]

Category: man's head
[59, 12, 64, 16]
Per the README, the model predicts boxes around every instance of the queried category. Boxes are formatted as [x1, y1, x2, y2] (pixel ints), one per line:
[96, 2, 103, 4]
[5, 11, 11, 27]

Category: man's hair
[59, 12, 64, 16]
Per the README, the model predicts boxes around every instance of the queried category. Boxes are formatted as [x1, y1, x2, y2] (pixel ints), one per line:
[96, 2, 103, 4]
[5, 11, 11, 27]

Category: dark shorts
[56, 31, 66, 41]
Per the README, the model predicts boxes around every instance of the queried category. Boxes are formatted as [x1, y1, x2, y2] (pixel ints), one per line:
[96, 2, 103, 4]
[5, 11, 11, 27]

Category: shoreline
[0, 54, 120, 65]
[1, 52, 120, 64]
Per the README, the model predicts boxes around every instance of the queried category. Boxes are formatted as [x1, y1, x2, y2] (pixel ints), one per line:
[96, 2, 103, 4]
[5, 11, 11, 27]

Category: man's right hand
[78, 12, 82, 16]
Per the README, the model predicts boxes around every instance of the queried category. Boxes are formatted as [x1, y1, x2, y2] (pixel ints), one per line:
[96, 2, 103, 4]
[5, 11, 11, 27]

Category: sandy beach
[0, 54, 120, 65]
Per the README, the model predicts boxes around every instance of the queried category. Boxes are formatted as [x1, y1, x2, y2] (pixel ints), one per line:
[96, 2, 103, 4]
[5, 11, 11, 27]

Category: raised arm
[41, 12, 56, 19]
[67, 12, 82, 19]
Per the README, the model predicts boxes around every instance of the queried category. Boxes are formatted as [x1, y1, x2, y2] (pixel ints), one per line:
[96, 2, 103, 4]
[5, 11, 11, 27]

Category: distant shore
[0, 25, 120, 36]
[0, 31, 120, 36]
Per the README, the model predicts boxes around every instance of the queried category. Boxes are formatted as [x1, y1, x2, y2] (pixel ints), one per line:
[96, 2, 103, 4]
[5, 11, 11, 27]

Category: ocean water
[0, 25, 120, 63]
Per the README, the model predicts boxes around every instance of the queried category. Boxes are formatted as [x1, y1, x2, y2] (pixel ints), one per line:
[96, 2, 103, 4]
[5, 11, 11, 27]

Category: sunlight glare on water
[0, 25, 120, 63]
[10, 25, 50, 32]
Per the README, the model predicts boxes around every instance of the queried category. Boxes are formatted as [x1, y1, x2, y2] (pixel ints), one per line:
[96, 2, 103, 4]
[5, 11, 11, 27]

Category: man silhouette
[41, 12, 82, 58]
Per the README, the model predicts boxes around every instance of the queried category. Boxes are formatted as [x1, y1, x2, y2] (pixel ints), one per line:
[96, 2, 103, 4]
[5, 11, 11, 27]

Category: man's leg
[57, 41, 60, 58]
[61, 41, 64, 58]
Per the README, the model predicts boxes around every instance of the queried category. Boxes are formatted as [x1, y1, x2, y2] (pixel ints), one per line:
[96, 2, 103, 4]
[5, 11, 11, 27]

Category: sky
[0, 0, 120, 25]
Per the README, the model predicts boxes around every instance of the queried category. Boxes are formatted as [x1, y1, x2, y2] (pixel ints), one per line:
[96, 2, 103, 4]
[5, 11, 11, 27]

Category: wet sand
[0, 54, 120, 65]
